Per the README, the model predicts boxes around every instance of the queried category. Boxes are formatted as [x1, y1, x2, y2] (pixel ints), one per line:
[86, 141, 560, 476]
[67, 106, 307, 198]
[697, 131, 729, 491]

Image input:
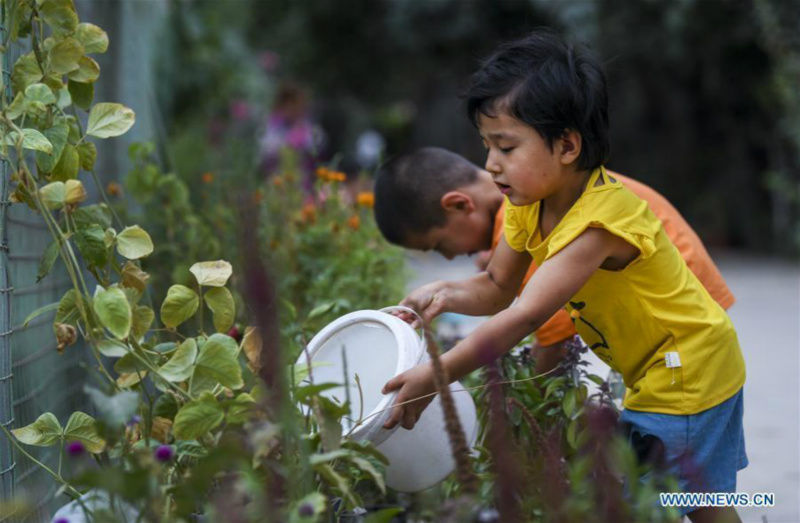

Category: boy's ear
[558, 129, 583, 165]
[440, 191, 475, 214]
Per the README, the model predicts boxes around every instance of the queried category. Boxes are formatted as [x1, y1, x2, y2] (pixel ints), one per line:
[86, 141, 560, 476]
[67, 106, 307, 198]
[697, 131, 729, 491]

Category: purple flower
[298, 503, 315, 517]
[154, 445, 174, 463]
[126, 415, 142, 427]
[66, 441, 85, 457]
[55, 518, 70, 523]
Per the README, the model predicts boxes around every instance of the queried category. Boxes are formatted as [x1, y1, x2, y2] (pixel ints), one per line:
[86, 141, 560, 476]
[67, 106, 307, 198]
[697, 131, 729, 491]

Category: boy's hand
[381, 363, 437, 430]
[399, 282, 449, 326]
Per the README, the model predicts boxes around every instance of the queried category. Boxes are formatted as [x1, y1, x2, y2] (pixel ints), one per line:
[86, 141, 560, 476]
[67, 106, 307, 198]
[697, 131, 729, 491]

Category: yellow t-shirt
[504, 167, 745, 415]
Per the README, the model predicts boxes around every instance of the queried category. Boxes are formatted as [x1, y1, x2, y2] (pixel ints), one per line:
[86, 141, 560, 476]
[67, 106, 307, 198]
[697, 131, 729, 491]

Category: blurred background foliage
[147, 0, 798, 255]
[101, 0, 800, 255]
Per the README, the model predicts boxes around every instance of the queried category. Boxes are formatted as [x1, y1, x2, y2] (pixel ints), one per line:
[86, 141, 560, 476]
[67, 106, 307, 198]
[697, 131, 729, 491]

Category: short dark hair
[374, 147, 480, 245]
[465, 29, 610, 171]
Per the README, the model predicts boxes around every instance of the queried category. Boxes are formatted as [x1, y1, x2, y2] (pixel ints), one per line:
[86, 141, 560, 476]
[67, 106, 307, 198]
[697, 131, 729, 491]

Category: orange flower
[106, 182, 122, 197]
[272, 176, 284, 187]
[315, 167, 330, 180]
[254, 189, 263, 204]
[356, 191, 374, 208]
[332, 171, 347, 182]
[301, 203, 317, 223]
[346, 214, 360, 231]
[202, 172, 214, 184]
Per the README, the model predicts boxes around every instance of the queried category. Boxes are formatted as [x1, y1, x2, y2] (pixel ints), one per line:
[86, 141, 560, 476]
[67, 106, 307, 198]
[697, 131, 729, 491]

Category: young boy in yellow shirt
[380, 31, 746, 523]
[374, 146, 736, 375]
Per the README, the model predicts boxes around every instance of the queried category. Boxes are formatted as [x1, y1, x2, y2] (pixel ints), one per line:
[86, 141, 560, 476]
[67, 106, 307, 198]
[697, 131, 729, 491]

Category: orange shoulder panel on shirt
[608, 172, 735, 310]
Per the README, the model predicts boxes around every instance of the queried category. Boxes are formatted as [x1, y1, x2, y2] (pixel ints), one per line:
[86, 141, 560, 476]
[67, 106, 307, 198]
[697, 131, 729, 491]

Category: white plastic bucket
[297, 307, 478, 492]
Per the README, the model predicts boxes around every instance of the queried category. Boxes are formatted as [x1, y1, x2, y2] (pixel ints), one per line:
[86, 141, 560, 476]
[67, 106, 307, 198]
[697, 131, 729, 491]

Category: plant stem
[0, 424, 82, 499]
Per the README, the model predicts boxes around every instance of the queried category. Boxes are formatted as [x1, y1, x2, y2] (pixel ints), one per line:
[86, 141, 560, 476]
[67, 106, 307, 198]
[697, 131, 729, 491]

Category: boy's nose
[485, 153, 501, 176]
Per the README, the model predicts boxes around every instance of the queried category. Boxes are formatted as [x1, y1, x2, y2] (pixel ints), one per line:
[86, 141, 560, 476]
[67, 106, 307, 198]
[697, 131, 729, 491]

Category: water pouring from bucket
[296, 306, 478, 493]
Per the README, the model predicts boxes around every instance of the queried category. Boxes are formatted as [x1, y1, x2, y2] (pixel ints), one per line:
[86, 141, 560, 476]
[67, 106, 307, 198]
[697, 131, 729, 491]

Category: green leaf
[56, 86, 72, 109]
[94, 287, 132, 339]
[189, 260, 233, 287]
[566, 419, 579, 450]
[153, 393, 178, 420]
[73, 203, 111, 230]
[11, 413, 62, 447]
[289, 492, 327, 523]
[341, 440, 390, 466]
[55, 289, 81, 325]
[160, 285, 199, 329]
[173, 395, 224, 440]
[97, 339, 128, 357]
[6, 93, 28, 120]
[11, 53, 42, 94]
[314, 463, 360, 508]
[48, 37, 83, 74]
[307, 301, 336, 321]
[75, 23, 108, 54]
[35, 121, 69, 174]
[349, 456, 386, 494]
[84, 386, 139, 428]
[5, 129, 54, 154]
[39, 181, 65, 210]
[40, 0, 78, 38]
[116, 225, 154, 260]
[37, 240, 60, 282]
[67, 56, 99, 83]
[73, 224, 108, 268]
[204, 287, 235, 333]
[131, 305, 154, 341]
[23, 302, 59, 328]
[309, 449, 351, 466]
[24, 83, 56, 105]
[159, 338, 198, 383]
[63, 411, 105, 453]
[563, 388, 577, 418]
[193, 334, 243, 390]
[76, 142, 97, 170]
[50, 143, 79, 181]
[85, 102, 135, 139]
[365, 508, 404, 523]
[68, 80, 93, 110]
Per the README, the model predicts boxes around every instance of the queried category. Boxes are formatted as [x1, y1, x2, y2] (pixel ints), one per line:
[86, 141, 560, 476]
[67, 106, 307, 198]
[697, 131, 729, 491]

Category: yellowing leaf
[116, 226, 153, 260]
[94, 287, 132, 340]
[189, 260, 233, 287]
[160, 285, 199, 329]
[64, 179, 86, 205]
[11, 412, 62, 447]
[159, 338, 198, 383]
[63, 411, 105, 453]
[86, 102, 135, 139]
[75, 23, 108, 54]
[205, 287, 235, 333]
[48, 37, 83, 74]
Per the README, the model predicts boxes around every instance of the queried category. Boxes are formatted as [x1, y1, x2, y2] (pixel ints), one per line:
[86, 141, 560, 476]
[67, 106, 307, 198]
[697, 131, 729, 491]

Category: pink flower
[229, 100, 251, 122]
[258, 51, 280, 71]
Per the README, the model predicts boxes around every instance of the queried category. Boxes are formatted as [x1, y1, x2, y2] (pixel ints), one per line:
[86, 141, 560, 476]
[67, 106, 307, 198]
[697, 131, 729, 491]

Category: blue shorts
[620, 388, 748, 516]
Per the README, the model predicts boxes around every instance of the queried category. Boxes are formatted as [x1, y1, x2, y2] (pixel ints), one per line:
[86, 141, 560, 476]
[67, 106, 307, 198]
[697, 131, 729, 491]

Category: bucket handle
[379, 305, 427, 348]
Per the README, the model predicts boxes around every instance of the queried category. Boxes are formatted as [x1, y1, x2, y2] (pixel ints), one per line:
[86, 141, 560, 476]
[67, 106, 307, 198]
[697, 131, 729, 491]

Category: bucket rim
[296, 309, 425, 440]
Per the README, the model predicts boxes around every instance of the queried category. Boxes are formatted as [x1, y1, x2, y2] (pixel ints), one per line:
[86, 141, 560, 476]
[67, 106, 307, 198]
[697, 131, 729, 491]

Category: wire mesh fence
[0, 7, 93, 522]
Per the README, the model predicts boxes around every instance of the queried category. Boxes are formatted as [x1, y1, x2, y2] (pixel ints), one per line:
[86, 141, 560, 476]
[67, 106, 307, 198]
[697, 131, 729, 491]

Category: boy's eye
[500, 146, 515, 154]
